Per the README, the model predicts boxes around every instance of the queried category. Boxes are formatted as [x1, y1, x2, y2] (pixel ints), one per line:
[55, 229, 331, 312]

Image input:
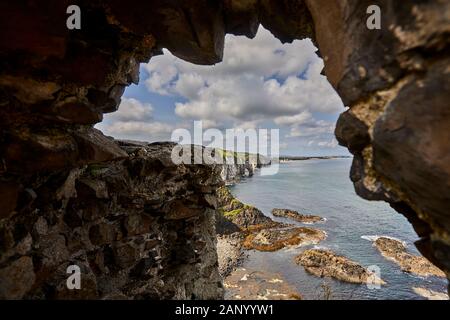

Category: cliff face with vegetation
[0, 0, 449, 298]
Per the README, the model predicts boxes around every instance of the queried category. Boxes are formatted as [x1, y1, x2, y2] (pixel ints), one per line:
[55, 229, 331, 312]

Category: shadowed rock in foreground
[224, 268, 302, 300]
[296, 249, 385, 285]
[0, 141, 224, 299]
[374, 237, 446, 278]
[272, 208, 324, 224]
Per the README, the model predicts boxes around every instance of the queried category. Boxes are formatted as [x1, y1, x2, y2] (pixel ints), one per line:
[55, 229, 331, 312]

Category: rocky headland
[219, 150, 270, 185]
[271, 208, 324, 224]
[216, 186, 281, 232]
[373, 237, 446, 278]
[296, 249, 386, 285]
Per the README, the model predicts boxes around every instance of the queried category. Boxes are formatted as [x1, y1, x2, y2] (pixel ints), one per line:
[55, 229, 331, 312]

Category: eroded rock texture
[326, 1, 450, 278]
[0, 0, 449, 298]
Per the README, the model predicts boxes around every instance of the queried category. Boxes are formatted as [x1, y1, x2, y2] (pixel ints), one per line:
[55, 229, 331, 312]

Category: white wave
[303, 217, 327, 225]
[361, 235, 408, 247]
[312, 245, 330, 250]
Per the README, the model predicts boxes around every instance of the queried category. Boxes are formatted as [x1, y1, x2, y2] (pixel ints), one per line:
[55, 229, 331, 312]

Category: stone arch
[0, 1, 448, 297]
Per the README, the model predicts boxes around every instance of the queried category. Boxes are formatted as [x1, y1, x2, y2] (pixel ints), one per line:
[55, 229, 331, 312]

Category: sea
[229, 158, 448, 300]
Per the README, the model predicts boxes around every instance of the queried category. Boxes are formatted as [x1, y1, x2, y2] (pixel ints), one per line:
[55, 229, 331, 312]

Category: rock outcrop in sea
[296, 249, 385, 285]
[224, 268, 302, 300]
[373, 237, 446, 278]
[272, 208, 324, 224]
[0, 141, 224, 299]
[243, 227, 326, 252]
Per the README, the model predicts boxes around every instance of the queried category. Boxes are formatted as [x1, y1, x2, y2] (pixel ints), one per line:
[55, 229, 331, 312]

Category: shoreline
[217, 164, 448, 300]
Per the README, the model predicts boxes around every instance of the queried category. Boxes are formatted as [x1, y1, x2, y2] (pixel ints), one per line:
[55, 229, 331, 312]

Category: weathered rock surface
[271, 208, 324, 224]
[325, 1, 450, 278]
[217, 233, 246, 278]
[224, 268, 302, 300]
[296, 249, 385, 285]
[412, 287, 449, 300]
[244, 227, 326, 252]
[374, 237, 446, 278]
[0, 0, 449, 296]
[216, 186, 280, 232]
[0, 141, 224, 299]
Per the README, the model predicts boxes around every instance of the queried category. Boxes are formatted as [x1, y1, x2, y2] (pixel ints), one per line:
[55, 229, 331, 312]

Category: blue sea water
[229, 158, 448, 300]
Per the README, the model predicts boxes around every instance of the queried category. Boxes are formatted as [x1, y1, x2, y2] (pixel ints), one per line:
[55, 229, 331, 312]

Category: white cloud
[97, 120, 174, 142]
[98, 26, 346, 154]
[307, 138, 339, 148]
[106, 97, 153, 122]
[287, 119, 335, 138]
[274, 111, 312, 126]
[101, 121, 173, 136]
[96, 97, 173, 141]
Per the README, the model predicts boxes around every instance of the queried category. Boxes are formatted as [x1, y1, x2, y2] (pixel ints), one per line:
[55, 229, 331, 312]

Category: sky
[96, 26, 349, 156]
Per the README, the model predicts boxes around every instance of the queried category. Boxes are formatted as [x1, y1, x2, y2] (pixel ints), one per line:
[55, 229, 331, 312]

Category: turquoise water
[230, 158, 447, 300]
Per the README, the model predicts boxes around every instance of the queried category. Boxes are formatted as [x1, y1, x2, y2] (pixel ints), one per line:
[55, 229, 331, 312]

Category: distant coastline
[278, 155, 351, 162]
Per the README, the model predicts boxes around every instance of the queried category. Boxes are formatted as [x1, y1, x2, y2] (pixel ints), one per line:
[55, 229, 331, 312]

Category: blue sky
[96, 27, 349, 156]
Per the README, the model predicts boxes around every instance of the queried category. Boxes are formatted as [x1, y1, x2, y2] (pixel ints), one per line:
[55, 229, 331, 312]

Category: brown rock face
[324, 1, 450, 278]
[0, 0, 449, 297]
[0, 142, 224, 299]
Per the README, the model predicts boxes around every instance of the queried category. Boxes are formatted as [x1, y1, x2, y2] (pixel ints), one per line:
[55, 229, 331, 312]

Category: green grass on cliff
[223, 208, 243, 219]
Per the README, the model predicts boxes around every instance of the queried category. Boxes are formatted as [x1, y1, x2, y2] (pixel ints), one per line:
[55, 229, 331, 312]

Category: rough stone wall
[0, 141, 224, 299]
[0, 0, 449, 298]
[314, 0, 450, 275]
